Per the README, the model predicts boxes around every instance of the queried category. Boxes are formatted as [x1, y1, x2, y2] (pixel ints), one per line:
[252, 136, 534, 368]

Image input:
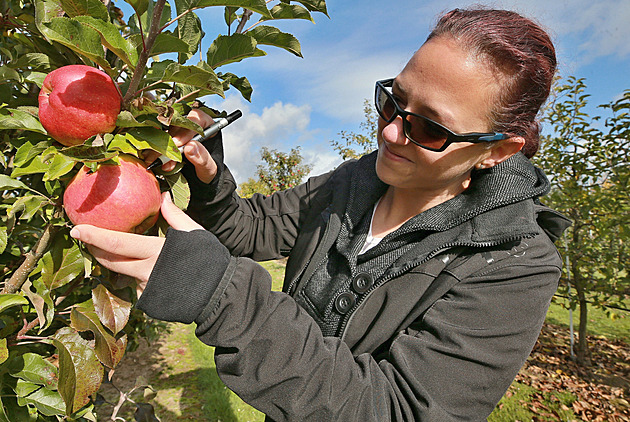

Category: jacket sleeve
[181, 135, 342, 261]
[139, 228, 561, 421]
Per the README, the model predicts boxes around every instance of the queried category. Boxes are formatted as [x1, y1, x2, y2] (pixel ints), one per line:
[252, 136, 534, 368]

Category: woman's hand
[70, 193, 204, 294]
[145, 109, 218, 184]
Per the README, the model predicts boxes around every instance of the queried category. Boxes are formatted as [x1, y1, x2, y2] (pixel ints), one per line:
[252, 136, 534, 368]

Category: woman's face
[375, 36, 501, 196]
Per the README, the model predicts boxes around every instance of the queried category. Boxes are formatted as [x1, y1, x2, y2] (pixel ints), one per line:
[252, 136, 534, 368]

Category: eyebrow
[392, 79, 456, 128]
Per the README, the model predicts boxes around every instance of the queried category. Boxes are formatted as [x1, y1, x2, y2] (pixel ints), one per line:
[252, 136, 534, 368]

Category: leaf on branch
[116, 110, 161, 129]
[74, 16, 139, 69]
[124, 0, 149, 17]
[0, 226, 7, 255]
[14, 379, 66, 417]
[219, 72, 252, 101]
[36, 11, 112, 74]
[23, 278, 55, 333]
[206, 33, 266, 69]
[291, 0, 328, 16]
[92, 283, 131, 336]
[125, 127, 181, 161]
[0, 108, 46, 134]
[8, 195, 50, 222]
[150, 32, 192, 56]
[192, 0, 272, 19]
[58, 144, 119, 163]
[146, 60, 224, 96]
[0, 294, 29, 314]
[50, 327, 104, 415]
[164, 172, 190, 210]
[13, 53, 53, 72]
[58, 0, 109, 21]
[261, 3, 314, 22]
[71, 302, 128, 369]
[248, 25, 302, 57]
[8, 353, 59, 390]
[40, 231, 84, 291]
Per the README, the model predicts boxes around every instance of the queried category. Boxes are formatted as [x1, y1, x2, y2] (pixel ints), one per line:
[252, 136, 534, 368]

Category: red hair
[427, 8, 557, 158]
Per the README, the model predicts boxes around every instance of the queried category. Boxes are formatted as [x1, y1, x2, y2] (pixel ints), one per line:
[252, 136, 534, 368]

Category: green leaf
[37, 15, 111, 73]
[58, 144, 119, 163]
[164, 172, 190, 210]
[71, 303, 127, 369]
[124, 0, 148, 16]
[59, 0, 109, 20]
[0, 294, 29, 314]
[219, 72, 252, 101]
[23, 278, 55, 333]
[0, 226, 6, 255]
[0, 174, 30, 192]
[106, 134, 142, 156]
[192, 0, 271, 18]
[125, 127, 181, 160]
[173, 8, 202, 63]
[15, 379, 65, 417]
[92, 284, 131, 335]
[0, 108, 46, 134]
[13, 140, 53, 167]
[51, 327, 103, 415]
[150, 32, 193, 56]
[292, 0, 328, 16]
[13, 53, 53, 72]
[42, 152, 76, 181]
[0, 339, 7, 365]
[9, 353, 58, 390]
[262, 3, 313, 22]
[115, 110, 161, 129]
[248, 25, 302, 57]
[7, 195, 50, 221]
[74, 16, 139, 69]
[206, 33, 266, 69]
[0, 66, 20, 82]
[40, 231, 84, 290]
[10, 155, 49, 178]
[147, 60, 223, 95]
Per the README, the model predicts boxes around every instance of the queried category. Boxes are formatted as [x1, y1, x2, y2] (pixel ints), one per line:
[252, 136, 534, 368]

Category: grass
[545, 297, 630, 343]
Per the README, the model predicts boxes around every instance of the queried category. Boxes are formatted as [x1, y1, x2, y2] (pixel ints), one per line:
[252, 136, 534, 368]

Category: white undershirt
[359, 198, 384, 254]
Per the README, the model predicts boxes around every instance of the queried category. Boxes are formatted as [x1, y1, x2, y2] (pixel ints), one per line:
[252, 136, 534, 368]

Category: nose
[381, 116, 409, 145]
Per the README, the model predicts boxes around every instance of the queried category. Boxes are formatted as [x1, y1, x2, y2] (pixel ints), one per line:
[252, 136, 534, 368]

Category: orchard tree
[535, 76, 630, 365]
[330, 99, 378, 160]
[239, 146, 312, 196]
[0, 0, 327, 419]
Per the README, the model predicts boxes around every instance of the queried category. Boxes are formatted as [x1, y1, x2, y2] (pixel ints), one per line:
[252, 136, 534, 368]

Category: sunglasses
[374, 78, 508, 152]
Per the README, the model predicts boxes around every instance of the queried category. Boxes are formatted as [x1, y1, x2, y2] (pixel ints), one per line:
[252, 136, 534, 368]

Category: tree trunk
[574, 266, 591, 366]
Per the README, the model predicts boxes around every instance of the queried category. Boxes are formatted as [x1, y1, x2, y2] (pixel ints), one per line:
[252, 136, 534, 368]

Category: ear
[477, 136, 525, 169]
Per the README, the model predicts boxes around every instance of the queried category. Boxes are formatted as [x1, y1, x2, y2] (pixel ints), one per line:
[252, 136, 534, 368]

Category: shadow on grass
[95, 323, 246, 422]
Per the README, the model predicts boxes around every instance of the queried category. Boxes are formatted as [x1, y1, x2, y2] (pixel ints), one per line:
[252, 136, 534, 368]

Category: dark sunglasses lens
[406, 115, 449, 150]
[376, 85, 396, 122]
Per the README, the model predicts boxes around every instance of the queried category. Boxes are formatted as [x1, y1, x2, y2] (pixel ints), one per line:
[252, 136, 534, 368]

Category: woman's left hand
[70, 193, 204, 290]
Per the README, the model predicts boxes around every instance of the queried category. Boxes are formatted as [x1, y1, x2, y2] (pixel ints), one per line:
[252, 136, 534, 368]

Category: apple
[63, 155, 162, 234]
[39, 65, 122, 146]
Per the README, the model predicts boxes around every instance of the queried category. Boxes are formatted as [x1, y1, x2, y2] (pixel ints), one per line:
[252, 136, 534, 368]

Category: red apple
[63, 155, 162, 234]
[38, 65, 122, 146]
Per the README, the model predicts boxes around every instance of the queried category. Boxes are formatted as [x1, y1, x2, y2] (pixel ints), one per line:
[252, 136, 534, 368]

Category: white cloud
[213, 95, 314, 184]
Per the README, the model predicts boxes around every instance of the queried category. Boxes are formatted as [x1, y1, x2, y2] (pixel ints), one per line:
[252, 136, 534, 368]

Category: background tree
[0, 0, 327, 419]
[239, 146, 312, 197]
[535, 76, 630, 365]
[330, 99, 378, 159]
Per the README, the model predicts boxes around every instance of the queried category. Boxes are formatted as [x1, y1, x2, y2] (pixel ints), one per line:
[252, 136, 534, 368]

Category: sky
[163, 0, 630, 184]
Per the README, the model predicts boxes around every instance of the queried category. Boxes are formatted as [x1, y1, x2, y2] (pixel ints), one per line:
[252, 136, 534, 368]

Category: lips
[382, 142, 412, 162]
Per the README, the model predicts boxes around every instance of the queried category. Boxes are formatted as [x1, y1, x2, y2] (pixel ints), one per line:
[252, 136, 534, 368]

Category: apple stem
[122, 0, 167, 107]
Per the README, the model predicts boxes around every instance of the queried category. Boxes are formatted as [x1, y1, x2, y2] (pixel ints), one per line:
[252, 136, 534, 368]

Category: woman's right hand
[159, 108, 218, 184]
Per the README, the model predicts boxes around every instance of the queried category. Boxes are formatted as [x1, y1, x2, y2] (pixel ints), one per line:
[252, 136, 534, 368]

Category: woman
[72, 7, 571, 421]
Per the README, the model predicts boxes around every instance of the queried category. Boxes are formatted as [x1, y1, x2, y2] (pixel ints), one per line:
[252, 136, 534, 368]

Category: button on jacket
[139, 146, 571, 421]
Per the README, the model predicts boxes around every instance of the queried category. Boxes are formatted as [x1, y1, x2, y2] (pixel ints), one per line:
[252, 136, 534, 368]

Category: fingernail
[187, 143, 199, 157]
[70, 227, 80, 239]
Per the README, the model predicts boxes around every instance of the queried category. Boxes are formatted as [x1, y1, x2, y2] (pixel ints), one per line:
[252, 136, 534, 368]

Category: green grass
[488, 381, 577, 422]
[545, 298, 630, 343]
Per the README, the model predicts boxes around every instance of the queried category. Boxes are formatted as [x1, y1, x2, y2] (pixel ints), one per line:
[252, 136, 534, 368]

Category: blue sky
[158, 0, 630, 183]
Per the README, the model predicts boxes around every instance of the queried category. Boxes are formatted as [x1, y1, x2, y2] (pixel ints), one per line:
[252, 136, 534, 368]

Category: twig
[235, 9, 253, 34]
[174, 88, 202, 104]
[122, 0, 167, 106]
[1, 211, 62, 294]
